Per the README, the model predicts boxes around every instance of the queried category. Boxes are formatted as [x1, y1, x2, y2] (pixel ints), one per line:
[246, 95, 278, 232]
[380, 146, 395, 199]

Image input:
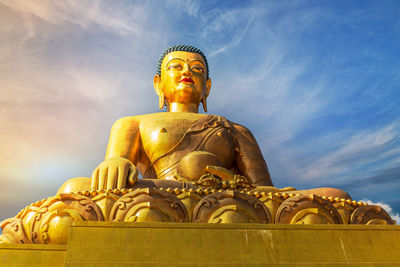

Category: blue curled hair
[156, 45, 209, 79]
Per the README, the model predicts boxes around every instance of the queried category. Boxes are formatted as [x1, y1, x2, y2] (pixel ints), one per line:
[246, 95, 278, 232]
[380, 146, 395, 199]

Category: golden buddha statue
[57, 45, 348, 199]
[3, 45, 393, 245]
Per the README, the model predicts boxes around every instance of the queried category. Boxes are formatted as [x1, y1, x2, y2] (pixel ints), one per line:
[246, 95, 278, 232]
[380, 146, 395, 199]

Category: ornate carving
[333, 202, 355, 224]
[258, 192, 284, 222]
[194, 173, 255, 190]
[350, 205, 395, 225]
[176, 190, 203, 221]
[275, 194, 342, 224]
[92, 192, 121, 221]
[192, 191, 271, 223]
[13, 204, 42, 243]
[109, 188, 188, 222]
[1, 188, 397, 244]
[30, 194, 103, 244]
[0, 217, 29, 244]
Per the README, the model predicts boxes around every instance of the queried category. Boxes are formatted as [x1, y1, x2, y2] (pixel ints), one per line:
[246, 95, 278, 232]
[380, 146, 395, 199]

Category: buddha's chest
[138, 115, 236, 169]
[139, 116, 200, 161]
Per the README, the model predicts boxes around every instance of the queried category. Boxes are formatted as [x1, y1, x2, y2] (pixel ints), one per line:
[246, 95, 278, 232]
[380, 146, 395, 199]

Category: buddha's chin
[176, 84, 196, 92]
[168, 87, 201, 103]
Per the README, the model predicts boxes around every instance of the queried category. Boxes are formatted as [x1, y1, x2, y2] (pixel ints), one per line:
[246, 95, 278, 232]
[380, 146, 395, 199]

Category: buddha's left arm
[91, 116, 140, 190]
[231, 124, 273, 186]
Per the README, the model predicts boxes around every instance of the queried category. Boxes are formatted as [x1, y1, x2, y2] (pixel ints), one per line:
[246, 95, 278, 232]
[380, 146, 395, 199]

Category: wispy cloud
[165, 0, 200, 18]
[334, 166, 400, 190]
[204, 8, 258, 57]
[0, 0, 139, 38]
[300, 123, 399, 182]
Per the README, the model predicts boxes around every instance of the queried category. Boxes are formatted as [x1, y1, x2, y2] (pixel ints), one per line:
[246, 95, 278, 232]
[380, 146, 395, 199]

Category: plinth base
[0, 244, 66, 266]
[1, 222, 400, 266]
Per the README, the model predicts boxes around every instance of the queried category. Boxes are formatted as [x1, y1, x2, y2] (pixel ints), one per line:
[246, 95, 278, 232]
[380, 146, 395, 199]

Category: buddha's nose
[182, 63, 192, 76]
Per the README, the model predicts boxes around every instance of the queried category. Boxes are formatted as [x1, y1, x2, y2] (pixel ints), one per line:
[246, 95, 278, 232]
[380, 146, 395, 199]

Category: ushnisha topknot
[156, 45, 209, 79]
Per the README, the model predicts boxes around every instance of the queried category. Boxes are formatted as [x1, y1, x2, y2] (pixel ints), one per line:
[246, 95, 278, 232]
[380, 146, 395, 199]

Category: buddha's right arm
[91, 117, 140, 190]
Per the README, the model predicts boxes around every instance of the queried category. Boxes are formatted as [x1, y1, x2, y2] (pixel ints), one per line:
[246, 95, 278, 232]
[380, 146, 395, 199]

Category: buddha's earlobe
[159, 92, 165, 109]
[201, 97, 207, 113]
[154, 74, 165, 109]
[202, 78, 211, 112]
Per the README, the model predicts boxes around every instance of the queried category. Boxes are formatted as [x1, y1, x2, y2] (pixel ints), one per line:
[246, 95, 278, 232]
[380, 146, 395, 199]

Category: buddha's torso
[135, 112, 236, 180]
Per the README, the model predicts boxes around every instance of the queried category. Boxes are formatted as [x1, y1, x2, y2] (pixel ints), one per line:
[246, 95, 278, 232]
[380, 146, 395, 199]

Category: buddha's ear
[205, 78, 211, 97]
[153, 74, 165, 109]
[153, 74, 161, 95]
[201, 98, 208, 113]
[202, 78, 211, 113]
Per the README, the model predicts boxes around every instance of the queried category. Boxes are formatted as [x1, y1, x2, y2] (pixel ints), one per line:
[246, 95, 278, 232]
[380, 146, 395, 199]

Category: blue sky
[0, 0, 399, 222]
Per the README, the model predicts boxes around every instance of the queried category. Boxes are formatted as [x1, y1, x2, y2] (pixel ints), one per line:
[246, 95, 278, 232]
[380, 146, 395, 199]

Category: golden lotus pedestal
[1, 222, 400, 266]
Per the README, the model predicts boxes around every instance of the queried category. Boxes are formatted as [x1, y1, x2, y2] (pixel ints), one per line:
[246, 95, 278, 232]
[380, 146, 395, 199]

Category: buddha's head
[153, 45, 211, 113]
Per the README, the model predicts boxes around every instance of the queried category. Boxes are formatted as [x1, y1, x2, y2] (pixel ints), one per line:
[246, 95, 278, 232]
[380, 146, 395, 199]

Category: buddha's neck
[168, 103, 198, 113]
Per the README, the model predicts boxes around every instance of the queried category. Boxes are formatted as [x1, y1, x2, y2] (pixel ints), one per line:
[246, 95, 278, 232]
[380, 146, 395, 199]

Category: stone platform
[0, 243, 66, 266]
[1, 222, 400, 266]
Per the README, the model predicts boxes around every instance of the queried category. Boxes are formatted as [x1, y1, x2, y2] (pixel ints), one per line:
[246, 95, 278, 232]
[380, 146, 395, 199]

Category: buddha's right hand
[91, 157, 138, 190]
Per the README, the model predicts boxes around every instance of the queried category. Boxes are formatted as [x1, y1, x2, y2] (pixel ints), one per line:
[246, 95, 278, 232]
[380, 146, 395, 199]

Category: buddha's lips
[180, 78, 194, 84]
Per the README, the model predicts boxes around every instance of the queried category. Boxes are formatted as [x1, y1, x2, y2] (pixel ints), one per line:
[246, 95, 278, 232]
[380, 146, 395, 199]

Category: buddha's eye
[192, 65, 204, 73]
[167, 64, 182, 71]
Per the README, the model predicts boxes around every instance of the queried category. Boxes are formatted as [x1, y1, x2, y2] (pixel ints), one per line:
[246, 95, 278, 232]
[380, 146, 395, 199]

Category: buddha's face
[154, 51, 211, 107]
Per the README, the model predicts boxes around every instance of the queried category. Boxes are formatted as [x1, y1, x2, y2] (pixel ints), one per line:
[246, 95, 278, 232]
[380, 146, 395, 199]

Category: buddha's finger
[91, 168, 100, 190]
[116, 165, 126, 189]
[127, 166, 138, 186]
[107, 167, 118, 189]
[98, 166, 108, 190]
